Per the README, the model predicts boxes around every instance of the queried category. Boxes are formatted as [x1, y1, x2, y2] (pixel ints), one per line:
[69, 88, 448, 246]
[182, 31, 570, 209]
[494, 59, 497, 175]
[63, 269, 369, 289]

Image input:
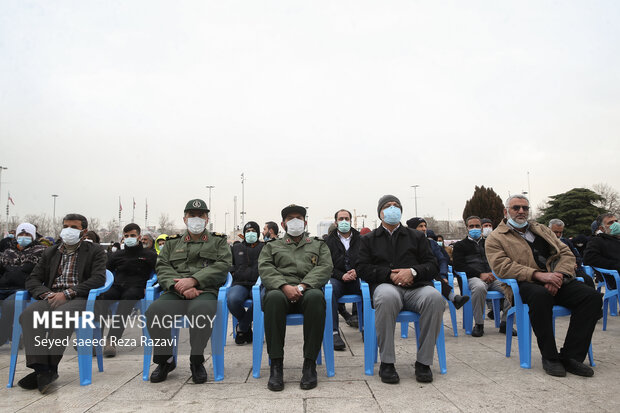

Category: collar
[183, 231, 209, 242]
[381, 224, 401, 236]
[283, 233, 313, 245]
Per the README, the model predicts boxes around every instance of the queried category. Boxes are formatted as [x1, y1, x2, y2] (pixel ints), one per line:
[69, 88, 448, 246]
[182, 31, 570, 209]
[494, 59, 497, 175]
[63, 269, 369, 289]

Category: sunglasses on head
[510, 205, 530, 212]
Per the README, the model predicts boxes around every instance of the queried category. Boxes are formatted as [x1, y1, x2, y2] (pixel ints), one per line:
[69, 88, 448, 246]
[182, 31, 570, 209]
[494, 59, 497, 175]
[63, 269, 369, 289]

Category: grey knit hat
[377, 195, 402, 218]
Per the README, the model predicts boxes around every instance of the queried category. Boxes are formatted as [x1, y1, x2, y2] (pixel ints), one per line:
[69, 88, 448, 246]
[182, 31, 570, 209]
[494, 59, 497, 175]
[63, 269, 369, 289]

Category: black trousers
[518, 279, 602, 362]
[96, 284, 145, 340]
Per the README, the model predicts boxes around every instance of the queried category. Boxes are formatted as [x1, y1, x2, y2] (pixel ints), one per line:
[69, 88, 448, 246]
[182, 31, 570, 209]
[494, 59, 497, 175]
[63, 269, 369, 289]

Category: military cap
[281, 204, 307, 220]
[184, 198, 210, 213]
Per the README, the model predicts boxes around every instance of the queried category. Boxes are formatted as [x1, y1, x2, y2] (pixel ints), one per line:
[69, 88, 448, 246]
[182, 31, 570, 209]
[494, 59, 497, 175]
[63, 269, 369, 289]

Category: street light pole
[52, 194, 59, 236]
[206, 185, 215, 231]
[225, 212, 230, 237]
[240, 173, 246, 228]
[0, 166, 6, 235]
[411, 185, 420, 216]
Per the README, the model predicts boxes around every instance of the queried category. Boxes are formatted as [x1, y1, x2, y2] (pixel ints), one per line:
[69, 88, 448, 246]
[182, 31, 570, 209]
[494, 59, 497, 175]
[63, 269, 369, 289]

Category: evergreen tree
[537, 188, 605, 236]
[462, 186, 505, 228]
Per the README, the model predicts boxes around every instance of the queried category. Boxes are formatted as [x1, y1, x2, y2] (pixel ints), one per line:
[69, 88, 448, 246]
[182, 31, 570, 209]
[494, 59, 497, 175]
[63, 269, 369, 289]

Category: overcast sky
[1, 0, 619, 235]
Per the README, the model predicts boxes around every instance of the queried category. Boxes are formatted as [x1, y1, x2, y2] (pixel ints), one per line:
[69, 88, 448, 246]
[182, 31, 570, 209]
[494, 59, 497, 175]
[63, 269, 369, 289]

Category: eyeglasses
[510, 205, 530, 212]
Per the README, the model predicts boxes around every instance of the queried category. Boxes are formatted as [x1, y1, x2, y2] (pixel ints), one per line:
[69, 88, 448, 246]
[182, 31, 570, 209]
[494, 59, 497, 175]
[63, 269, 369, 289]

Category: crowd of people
[0, 193, 618, 393]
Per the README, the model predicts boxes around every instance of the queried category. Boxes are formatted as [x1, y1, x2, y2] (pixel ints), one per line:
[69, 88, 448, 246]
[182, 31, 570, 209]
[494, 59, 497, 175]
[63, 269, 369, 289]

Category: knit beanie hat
[16, 223, 37, 240]
[406, 217, 426, 229]
[243, 221, 260, 235]
[377, 195, 402, 218]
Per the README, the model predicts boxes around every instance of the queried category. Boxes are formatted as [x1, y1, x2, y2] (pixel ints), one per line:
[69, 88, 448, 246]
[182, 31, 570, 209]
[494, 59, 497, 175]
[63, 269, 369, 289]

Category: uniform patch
[310, 256, 318, 265]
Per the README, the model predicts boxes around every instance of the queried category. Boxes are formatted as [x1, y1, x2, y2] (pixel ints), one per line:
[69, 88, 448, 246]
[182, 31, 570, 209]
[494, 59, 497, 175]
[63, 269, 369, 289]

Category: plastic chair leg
[76, 322, 93, 386]
[603, 298, 609, 331]
[436, 323, 447, 374]
[463, 300, 473, 335]
[363, 308, 375, 376]
[516, 309, 532, 369]
[400, 321, 409, 338]
[505, 312, 514, 357]
[587, 343, 595, 367]
[448, 301, 458, 337]
[142, 327, 152, 381]
[252, 313, 264, 378]
[492, 298, 502, 329]
[7, 317, 23, 388]
[212, 302, 225, 382]
[94, 323, 104, 372]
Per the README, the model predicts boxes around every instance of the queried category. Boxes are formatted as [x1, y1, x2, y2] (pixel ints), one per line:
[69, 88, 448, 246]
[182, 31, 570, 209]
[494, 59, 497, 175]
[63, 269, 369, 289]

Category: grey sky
[1, 1, 619, 234]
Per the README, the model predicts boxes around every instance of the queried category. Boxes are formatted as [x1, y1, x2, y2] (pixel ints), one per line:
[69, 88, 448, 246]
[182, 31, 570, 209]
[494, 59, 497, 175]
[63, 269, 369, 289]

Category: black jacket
[25, 241, 107, 299]
[583, 233, 620, 272]
[106, 243, 157, 288]
[452, 237, 492, 279]
[357, 225, 438, 291]
[325, 228, 361, 281]
[230, 241, 264, 286]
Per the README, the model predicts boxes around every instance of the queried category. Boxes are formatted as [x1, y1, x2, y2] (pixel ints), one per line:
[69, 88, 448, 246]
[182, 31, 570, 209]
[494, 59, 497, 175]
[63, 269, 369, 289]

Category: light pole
[240, 173, 246, 228]
[0, 166, 6, 235]
[224, 212, 230, 237]
[206, 185, 215, 231]
[411, 185, 420, 216]
[52, 194, 59, 237]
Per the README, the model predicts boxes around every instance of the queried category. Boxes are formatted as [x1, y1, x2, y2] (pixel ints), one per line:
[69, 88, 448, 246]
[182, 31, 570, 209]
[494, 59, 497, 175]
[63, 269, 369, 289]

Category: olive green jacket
[258, 233, 333, 291]
[156, 231, 232, 296]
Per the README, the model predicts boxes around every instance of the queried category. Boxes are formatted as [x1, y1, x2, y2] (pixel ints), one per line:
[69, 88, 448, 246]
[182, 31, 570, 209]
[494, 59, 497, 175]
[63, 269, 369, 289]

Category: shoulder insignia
[167, 234, 181, 240]
[286, 238, 291, 244]
[265, 238, 276, 243]
[313, 236, 325, 242]
[211, 232, 227, 238]
[201, 234, 208, 241]
[184, 235, 191, 242]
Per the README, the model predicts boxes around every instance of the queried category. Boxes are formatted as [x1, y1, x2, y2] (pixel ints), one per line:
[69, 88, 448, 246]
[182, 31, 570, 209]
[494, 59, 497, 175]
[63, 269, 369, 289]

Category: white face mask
[60, 227, 82, 246]
[111, 247, 118, 252]
[482, 227, 493, 238]
[286, 218, 305, 237]
[187, 217, 207, 234]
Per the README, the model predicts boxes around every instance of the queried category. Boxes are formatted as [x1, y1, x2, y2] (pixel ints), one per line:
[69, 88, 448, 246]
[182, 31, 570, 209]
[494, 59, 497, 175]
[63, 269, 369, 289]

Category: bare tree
[88, 217, 102, 232]
[158, 213, 176, 234]
[23, 213, 53, 237]
[593, 183, 620, 216]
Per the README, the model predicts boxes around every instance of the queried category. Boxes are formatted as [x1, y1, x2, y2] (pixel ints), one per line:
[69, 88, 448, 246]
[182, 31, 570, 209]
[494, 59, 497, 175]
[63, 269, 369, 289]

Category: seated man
[97, 223, 157, 357]
[481, 218, 494, 239]
[258, 204, 332, 391]
[262, 221, 279, 242]
[145, 199, 232, 384]
[452, 216, 513, 337]
[486, 195, 602, 377]
[155, 234, 168, 255]
[359, 195, 445, 384]
[548, 218, 594, 288]
[583, 213, 620, 289]
[18, 214, 106, 393]
[0, 223, 47, 345]
[325, 208, 362, 351]
[228, 221, 263, 345]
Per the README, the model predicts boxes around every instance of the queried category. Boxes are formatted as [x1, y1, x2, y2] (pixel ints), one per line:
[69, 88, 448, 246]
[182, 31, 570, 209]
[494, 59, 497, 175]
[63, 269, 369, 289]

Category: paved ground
[1, 302, 619, 413]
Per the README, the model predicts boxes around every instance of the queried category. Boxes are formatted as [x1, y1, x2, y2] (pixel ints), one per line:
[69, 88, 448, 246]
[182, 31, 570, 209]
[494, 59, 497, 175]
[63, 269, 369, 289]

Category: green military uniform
[258, 232, 333, 360]
[146, 202, 232, 366]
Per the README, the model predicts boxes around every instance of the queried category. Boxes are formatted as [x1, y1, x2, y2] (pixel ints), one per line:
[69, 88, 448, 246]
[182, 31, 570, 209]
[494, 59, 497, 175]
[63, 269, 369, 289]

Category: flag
[119, 197, 122, 212]
[8, 193, 14, 205]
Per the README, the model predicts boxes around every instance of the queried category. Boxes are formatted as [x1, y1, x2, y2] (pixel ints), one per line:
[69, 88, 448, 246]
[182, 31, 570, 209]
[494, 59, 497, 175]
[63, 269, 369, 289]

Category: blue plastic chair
[455, 271, 504, 335]
[231, 298, 254, 340]
[251, 278, 335, 378]
[501, 277, 594, 369]
[360, 280, 447, 376]
[590, 267, 619, 330]
[7, 270, 114, 388]
[141, 273, 231, 382]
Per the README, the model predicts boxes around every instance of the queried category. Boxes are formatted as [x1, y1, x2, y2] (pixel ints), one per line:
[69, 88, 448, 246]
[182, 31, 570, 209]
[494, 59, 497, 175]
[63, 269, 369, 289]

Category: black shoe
[37, 370, 59, 394]
[235, 329, 247, 345]
[190, 362, 208, 384]
[268, 358, 284, 391]
[542, 358, 566, 377]
[487, 310, 495, 320]
[499, 321, 517, 336]
[17, 372, 39, 390]
[333, 333, 346, 351]
[338, 303, 352, 320]
[150, 360, 176, 383]
[452, 295, 470, 310]
[379, 362, 400, 384]
[300, 358, 318, 390]
[472, 324, 484, 337]
[562, 358, 594, 377]
[414, 361, 433, 383]
[346, 314, 359, 328]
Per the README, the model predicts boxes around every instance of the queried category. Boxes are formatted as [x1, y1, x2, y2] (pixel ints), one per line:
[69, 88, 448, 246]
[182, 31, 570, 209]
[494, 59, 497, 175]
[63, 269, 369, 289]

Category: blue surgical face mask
[8, 234, 14, 238]
[382, 206, 401, 225]
[124, 237, 139, 247]
[337, 220, 351, 233]
[468, 229, 482, 239]
[610, 221, 620, 236]
[437, 241, 443, 247]
[245, 231, 258, 243]
[508, 217, 528, 229]
[17, 236, 32, 247]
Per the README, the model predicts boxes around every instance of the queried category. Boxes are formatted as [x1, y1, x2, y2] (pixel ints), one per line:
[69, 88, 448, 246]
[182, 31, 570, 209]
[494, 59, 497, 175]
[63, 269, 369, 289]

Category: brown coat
[486, 219, 576, 283]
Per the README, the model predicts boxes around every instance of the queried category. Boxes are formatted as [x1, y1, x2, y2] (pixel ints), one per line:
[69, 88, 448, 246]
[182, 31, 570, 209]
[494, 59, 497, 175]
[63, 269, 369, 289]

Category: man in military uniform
[145, 199, 232, 384]
[258, 204, 333, 391]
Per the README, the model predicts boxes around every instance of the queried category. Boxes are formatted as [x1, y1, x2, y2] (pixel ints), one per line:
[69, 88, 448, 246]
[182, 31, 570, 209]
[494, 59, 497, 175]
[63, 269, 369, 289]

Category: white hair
[505, 194, 530, 208]
[548, 219, 565, 228]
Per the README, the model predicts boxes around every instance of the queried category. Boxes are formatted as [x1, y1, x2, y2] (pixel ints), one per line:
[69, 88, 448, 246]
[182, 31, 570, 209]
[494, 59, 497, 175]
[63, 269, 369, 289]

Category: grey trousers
[469, 277, 510, 324]
[373, 284, 445, 366]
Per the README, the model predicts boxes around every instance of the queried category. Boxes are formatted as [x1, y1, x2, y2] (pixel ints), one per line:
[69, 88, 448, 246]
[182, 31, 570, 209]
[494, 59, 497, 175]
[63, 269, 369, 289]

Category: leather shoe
[487, 309, 495, 320]
[472, 324, 484, 337]
[150, 360, 176, 383]
[190, 363, 208, 384]
[333, 333, 346, 351]
[346, 314, 359, 328]
[415, 361, 433, 383]
[452, 295, 470, 310]
[499, 321, 517, 336]
[235, 327, 252, 345]
[542, 358, 566, 377]
[268, 358, 284, 391]
[379, 362, 400, 384]
[17, 372, 39, 390]
[562, 358, 594, 377]
[103, 345, 116, 358]
[37, 370, 59, 394]
[300, 358, 318, 390]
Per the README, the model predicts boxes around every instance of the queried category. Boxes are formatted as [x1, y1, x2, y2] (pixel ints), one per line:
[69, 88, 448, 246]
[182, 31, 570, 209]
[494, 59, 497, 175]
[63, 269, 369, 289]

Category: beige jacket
[486, 219, 576, 283]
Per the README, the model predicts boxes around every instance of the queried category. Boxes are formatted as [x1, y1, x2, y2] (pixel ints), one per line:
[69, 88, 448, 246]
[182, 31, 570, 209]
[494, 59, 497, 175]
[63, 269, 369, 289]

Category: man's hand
[544, 283, 559, 296]
[47, 292, 68, 309]
[390, 269, 414, 287]
[342, 269, 357, 282]
[281, 285, 303, 302]
[183, 287, 203, 300]
[480, 272, 495, 283]
[173, 277, 198, 294]
[533, 272, 563, 289]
